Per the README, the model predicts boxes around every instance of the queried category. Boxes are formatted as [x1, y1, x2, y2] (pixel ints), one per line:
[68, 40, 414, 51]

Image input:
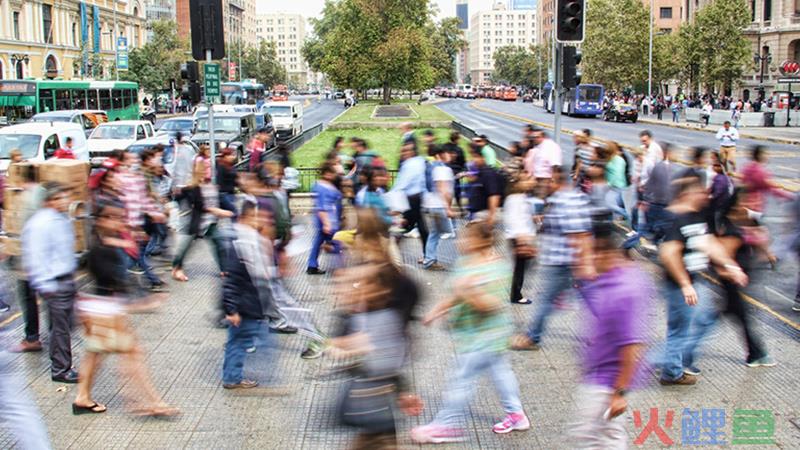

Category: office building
[468, 2, 537, 85]
[0, 0, 146, 80]
[144, 0, 175, 41]
[256, 13, 309, 87]
[509, 0, 536, 9]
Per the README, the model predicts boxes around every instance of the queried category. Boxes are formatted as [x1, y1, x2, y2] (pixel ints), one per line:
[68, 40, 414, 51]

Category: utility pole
[113, 0, 119, 81]
[553, 43, 563, 148]
[647, 0, 653, 98]
[207, 50, 216, 183]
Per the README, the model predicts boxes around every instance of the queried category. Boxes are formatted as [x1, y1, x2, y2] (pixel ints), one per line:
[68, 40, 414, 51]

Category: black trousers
[17, 279, 39, 343]
[721, 279, 767, 362]
[41, 277, 76, 377]
[402, 193, 428, 254]
[510, 239, 532, 302]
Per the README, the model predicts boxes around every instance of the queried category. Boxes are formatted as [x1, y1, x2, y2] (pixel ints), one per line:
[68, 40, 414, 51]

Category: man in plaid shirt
[512, 165, 593, 351]
[119, 151, 167, 292]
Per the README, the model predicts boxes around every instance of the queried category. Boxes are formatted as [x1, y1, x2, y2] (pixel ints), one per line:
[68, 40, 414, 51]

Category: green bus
[0, 80, 140, 124]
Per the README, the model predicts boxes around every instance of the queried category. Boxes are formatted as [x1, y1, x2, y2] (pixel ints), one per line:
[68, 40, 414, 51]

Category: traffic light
[556, 0, 585, 43]
[190, 0, 225, 60]
[181, 82, 201, 104]
[562, 46, 582, 89]
[180, 61, 199, 81]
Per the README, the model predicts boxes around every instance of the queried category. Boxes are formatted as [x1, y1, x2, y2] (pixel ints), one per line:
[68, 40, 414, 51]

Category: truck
[272, 84, 289, 102]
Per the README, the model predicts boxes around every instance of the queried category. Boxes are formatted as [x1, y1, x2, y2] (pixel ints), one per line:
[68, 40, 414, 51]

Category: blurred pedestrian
[716, 121, 739, 173]
[53, 136, 77, 159]
[525, 129, 563, 198]
[391, 140, 429, 259]
[0, 347, 51, 448]
[22, 182, 79, 383]
[307, 161, 343, 275]
[503, 173, 537, 304]
[412, 222, 529, 443]
[422, 146, 455, 271]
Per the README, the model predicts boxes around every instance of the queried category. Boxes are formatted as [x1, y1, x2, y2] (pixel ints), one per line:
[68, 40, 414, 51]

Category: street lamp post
[648, 0, 653, 98]
[113, 0, 119, 81]
[754, 51, 772, 102]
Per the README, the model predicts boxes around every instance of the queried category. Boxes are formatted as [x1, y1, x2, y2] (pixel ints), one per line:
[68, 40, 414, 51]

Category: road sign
[779, 60, 799, 76]
[204, 63, 221, 100]
[116, 36, 128, 71]
[778, 77, 800, 84]
[228, 62, 236, 81]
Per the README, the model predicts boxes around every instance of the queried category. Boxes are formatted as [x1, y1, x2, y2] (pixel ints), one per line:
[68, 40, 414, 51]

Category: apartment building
[469, 2, 537, 85]
[256, 13, 309, 87]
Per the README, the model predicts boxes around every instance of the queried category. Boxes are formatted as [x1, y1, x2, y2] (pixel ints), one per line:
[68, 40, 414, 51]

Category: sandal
[72, 402, 107, 415]
[512, 298, 533, 305]
[510, 335, 540, 351]
[171, 268, 189, 282]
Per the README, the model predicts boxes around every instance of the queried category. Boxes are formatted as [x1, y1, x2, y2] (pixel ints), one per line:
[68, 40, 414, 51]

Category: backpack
[622, 152, 634, 187]
[425, 160, 444, 193]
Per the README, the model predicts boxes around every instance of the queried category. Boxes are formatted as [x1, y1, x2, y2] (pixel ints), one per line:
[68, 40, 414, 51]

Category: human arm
[659, 240, 697, 305]
[422, 295, 458, 325]
[22, 218, 57, 294]
[437, 179, 455, 217]
[607, 344, 645, 418]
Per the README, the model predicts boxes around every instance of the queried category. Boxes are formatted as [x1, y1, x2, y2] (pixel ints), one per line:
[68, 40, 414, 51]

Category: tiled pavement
[1, 213, 799, 449]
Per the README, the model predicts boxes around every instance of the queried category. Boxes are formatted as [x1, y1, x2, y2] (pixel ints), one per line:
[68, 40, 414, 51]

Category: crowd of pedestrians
[0, 113, 798, 449]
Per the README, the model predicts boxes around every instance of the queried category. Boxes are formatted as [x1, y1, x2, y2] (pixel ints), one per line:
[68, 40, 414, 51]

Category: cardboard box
[2, 210, 25, 235]
[3, 189, 25, 213]
[1, 236, 21, 256]
[38, 160, 90, 185]
[6, 162, 38, 187]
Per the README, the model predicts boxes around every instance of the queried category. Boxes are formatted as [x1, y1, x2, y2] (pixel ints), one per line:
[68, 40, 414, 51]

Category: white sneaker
[404, 228, 420, 239]
[441, 233, 454, 240]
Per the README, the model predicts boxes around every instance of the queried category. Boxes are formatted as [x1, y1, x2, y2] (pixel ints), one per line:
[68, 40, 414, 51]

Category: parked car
[191, 112, 257, 161]
[522, 93, 534, 103]
[126, 134, 199, 178]
[0, 122, 89, 171]
[156, 117, 195, 136]
[603, 103, 639, 123]
[261, 101, 303, 140]
[30, 110, 108, 137]
[88, 120, 155, 162]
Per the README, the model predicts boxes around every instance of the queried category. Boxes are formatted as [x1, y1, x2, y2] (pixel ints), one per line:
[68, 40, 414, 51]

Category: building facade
[650, 0, 685, 34]
[144, 0, 174, 41]
[739, 0, 800, 100]
[175, 0, 256, 51]
[456, 0, 469, 84]
[509, 0, 536, 10]
[0, 0, 147, 80]
[537, 0, 553, 51]
[468, 2, 537, 85]
[256, 13, 308, 87]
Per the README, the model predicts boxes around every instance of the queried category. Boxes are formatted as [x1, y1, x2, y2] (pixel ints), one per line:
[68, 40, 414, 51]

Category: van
[0, 122, 89, 172]
[261, 101, 303, 140]
[30, 110, 108, 137]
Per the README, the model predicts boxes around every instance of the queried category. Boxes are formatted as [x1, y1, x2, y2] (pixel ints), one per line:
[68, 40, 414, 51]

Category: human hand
[681, 284, 698, 306]
[226, 313, 241, 328]
[398, 393, 423, 416]
[607, 393, 627, 419]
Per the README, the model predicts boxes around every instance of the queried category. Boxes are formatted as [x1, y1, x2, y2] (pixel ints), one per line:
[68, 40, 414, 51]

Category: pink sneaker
[492, 412, 531, 434]
[410, 423, 466, 444]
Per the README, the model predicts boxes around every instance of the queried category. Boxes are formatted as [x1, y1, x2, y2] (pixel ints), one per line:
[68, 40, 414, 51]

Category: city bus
[221, 81, 267, 107]
[0, 79, 140, 125]
[544, 83, 605, 117]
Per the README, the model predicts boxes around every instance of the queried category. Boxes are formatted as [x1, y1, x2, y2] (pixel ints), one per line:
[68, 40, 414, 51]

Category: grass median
[332, 103, 454, 123]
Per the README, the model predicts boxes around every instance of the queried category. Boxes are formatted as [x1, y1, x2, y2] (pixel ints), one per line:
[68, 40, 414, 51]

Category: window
[99, 89, 111, 110]
[70, 89, 87, 109]
[42, 5, 53, 43]
[763, 0, 771, 21]
[112, 89, 124, 109]
[72, 22, 77, 46]
[660, 7, 673, 19]
[55, 89, 71, 110]
[660, 28, 672, 33]
[13, 12, 20, 40]
[43, 134, 60, 157]
[751, 0, 756, 20]
[39, 89, 54, 112]
[87, 89, 98, 109]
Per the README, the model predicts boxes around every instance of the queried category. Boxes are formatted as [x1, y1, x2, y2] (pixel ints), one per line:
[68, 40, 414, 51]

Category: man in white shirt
[525, 129, 563, 198]
[701, 101, 713, 127]
[716, 120, 740, 173]
[422, 148, 455, 270]
[638, 130, 663, 188]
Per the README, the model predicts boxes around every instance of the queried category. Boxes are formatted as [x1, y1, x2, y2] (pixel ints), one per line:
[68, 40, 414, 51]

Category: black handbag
[337, 374, 398, 433]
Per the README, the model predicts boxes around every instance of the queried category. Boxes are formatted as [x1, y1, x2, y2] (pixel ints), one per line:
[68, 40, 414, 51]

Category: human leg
[222, 319, 261, 385]
[526, 265, 574, 344]
[570, 385, 627, 450]
[18, 279, 40, 343]
[307, 224, 326, 270]
[44, 280, 76, 378]
[487, 353, 524, 415]
[74, 352, 103, 407]
[0, 352, 52, 449]
[430, 351, 488, 428]
[681, 283, 719, 371]
[171, 233, 195, 270]
[510, 240, 529, 302]
[721, 279, 767, 362]
[661, 282, 694, 381]
[422, 208, 444, 267]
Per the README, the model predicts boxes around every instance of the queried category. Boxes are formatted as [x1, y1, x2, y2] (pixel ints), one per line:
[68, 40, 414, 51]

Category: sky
[255, 0, 499, 24]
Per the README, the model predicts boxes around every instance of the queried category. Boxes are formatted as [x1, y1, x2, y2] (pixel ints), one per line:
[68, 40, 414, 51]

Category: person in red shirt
[53, 137, 77, 159]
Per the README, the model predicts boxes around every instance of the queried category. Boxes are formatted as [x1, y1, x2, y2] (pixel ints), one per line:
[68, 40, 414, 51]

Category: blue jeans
[0, 352, 52, 449]
[605, 188, 629, 224]
[527, 265, 575, 344]
[145, 222, 168, 256]
[222, 318, 273, 385]
[423, 207, 452, 267]
[128, 241, 161, 285]
[433, 351, 523, 427]
[661, 281, 717, 381]
[307, 226, 340, 270]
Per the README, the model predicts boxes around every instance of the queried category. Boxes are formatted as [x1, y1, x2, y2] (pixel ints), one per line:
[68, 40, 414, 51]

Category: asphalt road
[439, 97, 800, 333]
[439, 99, 800, 188]
[154, 96, 344, 133]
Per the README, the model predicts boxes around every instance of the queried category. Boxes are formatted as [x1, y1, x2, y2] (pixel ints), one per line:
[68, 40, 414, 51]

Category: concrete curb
[636, 117, 800, 146]
[469, 100, 799, 193]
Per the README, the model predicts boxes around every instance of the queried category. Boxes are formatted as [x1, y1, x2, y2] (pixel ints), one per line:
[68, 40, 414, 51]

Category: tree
[303, 0, 438, 104]
[651, 32, 682, 94]
[682, 0, 751, 94]
[428, 17, 467, 86]
[124, 20, 188, 95]
[242, 40, 286, 88]
[492, 44, 550, 87]
[582, 0, 649, 90]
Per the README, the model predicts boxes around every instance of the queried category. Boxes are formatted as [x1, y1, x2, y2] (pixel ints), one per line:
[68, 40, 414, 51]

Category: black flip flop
[72, 402, 107, 415]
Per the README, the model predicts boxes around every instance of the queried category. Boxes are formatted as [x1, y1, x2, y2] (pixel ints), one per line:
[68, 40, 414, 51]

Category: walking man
[716, 120, 739, 173]
[22, 182, 79, 383]
[422, 147, 455, 270]
[391, 140, 429, 257]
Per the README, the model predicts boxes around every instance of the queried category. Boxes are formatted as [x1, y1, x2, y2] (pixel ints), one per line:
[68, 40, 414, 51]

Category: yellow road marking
[468, 100, 799, 193]
[0, 311, 22, 328]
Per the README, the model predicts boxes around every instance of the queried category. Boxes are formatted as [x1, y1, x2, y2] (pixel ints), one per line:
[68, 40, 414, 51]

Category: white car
[88, 120, 155, 161]
[260, 101, 303, 140]
[0, 122, 89, 172]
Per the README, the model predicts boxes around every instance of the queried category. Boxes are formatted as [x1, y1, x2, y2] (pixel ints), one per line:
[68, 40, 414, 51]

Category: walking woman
[74, 202, 178, 416]
[171, 160, 234, 282]
[503, 173, 537, 304]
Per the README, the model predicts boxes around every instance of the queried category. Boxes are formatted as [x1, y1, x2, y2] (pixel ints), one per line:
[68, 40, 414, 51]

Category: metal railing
[450, 121, 511, 160]
[294, 168, 399, 193]
[234, 122, 325, 171]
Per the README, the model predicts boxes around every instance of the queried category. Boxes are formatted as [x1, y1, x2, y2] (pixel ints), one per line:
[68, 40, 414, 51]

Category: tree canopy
[492, 44, 549, 87]
[124, 20, 188, 95]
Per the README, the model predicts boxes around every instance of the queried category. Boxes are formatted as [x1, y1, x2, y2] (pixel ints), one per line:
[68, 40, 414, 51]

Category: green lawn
[293, 127, 462, 169]
[332, 103, 454, 123]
